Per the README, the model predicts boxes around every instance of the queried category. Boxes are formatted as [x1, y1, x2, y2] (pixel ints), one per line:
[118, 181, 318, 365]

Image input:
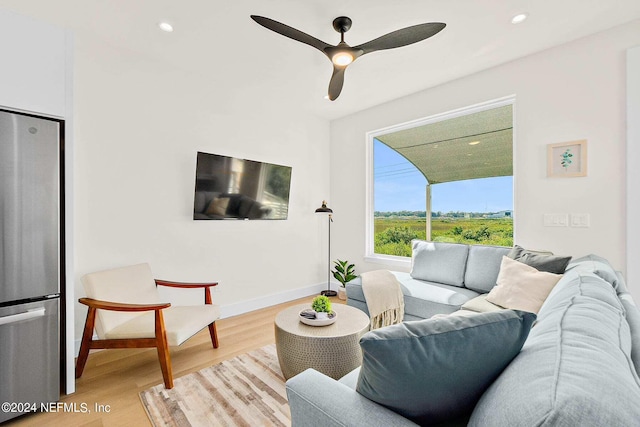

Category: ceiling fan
[250, 15, 446, 101]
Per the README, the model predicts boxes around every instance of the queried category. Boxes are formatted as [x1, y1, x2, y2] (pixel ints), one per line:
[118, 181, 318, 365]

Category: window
[366, 98, 514, 262]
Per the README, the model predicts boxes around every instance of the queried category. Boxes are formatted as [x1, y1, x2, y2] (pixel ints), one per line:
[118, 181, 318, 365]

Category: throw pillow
[507, 245, 571, 274]
[506, 244, 552, 259]
[205, 197, 229, 216]
[356, 310, 536, 426]
[410, 240, 469, 287]
[486, 256, 562, 313]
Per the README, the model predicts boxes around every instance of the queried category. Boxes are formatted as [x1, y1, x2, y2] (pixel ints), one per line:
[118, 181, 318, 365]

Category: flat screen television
[193, 151, 292, 220]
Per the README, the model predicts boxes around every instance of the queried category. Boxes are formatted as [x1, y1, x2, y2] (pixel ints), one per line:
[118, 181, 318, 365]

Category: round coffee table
[275, 303, 370, 380]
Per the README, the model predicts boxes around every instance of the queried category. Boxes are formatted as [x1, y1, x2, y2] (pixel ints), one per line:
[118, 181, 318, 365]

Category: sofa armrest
[286, 369, 418, 427]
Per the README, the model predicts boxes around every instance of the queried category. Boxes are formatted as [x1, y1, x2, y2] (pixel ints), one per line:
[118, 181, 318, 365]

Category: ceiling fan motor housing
[332, 16, 352, 33]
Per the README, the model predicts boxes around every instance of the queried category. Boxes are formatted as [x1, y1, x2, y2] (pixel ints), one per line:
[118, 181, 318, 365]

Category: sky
[374, 139, 513, 213]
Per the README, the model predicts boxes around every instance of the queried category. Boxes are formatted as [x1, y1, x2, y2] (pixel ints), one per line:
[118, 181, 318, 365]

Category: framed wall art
[547, 140, 587, 178]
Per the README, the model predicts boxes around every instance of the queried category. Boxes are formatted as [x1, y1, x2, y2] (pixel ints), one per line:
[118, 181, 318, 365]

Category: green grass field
[374, 217, 513, 256]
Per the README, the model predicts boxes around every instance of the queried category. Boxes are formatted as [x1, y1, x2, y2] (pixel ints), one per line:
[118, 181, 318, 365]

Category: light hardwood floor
[7, 295, 343, 427]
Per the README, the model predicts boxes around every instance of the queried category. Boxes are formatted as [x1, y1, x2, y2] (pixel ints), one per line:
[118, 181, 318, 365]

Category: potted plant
[332, 260, 357, 300]
[311, 295, 332, 320]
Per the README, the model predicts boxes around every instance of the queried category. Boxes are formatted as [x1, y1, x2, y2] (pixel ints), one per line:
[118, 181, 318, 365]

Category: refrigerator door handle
[0, 308, 46, 326]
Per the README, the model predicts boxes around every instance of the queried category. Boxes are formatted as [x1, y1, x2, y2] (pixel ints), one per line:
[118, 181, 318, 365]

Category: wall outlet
[543, 213, 569, 227]
[570, 213, 590, 227]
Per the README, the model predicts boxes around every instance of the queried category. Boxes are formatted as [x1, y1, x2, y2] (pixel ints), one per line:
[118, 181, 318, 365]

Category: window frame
[364, 96, 516, 267]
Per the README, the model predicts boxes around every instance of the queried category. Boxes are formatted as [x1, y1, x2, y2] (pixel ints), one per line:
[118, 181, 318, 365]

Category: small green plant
[332, 260, 357, 288]
[311, 295, 332, 313]
[561, 149, 573, 169]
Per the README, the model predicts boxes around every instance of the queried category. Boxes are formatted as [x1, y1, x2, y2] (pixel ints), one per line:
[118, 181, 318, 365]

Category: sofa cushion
[486, 256, 563, 314]
[619, 294, 640, 377]
[238, 196, 255, 218]
[507, 245, 571, 274]
[463, 245, 511, 292]
[461, 294, 504, 313]
[410, 241, 469, 287]
[347, 271, 479, 320]
[566, 254, 621, 289]
[469, 273, 640, 426]
[356, 310, 536, 426]
[339, 367, 361, 390]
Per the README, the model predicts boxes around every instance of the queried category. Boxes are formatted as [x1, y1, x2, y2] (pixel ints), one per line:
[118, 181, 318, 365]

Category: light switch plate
[570, 213, 590, 227]
[543, 213, 569, 227]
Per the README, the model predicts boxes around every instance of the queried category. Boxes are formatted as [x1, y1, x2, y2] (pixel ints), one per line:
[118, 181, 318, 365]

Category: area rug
[139, 345, 290, 427]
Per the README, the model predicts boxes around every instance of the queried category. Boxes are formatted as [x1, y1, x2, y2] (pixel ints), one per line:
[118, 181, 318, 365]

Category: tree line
[374, 211, 503, 218]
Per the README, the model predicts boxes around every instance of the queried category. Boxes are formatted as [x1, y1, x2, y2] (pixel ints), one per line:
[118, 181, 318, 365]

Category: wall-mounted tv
[193, 151, 292, 220]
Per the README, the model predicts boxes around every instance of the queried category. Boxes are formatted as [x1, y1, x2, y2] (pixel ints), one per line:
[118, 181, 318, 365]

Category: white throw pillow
[486, 256, 562, 314]
[206, 197, 230, 216]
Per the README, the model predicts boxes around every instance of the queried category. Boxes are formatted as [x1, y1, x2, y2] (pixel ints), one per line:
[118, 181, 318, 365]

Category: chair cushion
[81, 263, 161, 338]
[463, 245, 511, 292]
[410, 241, 469, 287]
[356, 310, 536, 426]
[104, 305, 220, 346]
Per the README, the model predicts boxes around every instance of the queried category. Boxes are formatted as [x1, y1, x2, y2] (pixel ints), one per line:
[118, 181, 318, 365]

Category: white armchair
[75, 263, 220, 389]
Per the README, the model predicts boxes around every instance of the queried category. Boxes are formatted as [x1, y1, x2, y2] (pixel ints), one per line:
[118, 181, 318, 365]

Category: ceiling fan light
[332, 51, 353, 66]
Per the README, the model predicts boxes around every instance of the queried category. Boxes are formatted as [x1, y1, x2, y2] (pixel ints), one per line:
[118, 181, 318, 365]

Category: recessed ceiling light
[158, 22, 174, 32]
[511, 13, 528, 24]
[468, 141, 481, 145]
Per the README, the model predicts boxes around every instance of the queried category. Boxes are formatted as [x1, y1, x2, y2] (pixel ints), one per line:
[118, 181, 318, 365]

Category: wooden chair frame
[75, 280, 219, 389]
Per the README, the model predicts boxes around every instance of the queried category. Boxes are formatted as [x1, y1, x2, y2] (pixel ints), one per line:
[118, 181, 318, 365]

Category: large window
[367, 98, 514, 260]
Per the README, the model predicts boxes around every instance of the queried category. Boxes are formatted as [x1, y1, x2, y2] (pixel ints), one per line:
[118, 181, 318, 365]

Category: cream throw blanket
[361, 270, 404, 329]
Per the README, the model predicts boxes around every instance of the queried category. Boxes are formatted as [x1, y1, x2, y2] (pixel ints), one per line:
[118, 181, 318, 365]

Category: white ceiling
[1, 0, 639, 120]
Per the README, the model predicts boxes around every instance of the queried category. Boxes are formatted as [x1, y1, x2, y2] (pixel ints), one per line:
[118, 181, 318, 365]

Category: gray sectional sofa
[346, 242, 512, 320]
[286, 241, 640, 426]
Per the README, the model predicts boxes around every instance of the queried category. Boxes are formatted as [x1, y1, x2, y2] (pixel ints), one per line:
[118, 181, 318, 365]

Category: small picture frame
[547, 140, 587, 178]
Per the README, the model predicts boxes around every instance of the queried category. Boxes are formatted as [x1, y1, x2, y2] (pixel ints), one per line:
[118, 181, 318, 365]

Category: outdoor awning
[375, 105, 513, 184]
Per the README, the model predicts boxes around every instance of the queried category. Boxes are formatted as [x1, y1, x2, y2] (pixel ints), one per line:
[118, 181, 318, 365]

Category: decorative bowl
[299, 309, 337, 326]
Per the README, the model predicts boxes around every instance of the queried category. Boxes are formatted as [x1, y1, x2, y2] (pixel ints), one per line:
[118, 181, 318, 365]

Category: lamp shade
[315, 200, 333, 213]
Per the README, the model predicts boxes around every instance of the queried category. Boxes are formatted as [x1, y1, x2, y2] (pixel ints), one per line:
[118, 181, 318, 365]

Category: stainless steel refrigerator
[0, 110, 61, 423]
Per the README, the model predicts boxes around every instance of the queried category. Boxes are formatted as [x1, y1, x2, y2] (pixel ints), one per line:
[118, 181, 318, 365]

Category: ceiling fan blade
[354, 22, 446, 55]
[328, 66, 346, 101]
[251, 15, 331, 53]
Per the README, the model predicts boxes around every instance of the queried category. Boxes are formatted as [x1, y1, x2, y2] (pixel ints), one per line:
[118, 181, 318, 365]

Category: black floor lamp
[315, 201, 337, 297]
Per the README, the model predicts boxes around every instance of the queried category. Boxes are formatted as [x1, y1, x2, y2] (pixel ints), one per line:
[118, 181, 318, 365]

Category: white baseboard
[219, 282, 326, 319]
[74, 282, 327, 356]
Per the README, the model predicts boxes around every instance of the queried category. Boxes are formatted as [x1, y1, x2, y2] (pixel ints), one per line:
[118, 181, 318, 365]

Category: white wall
[330, 20, 640, 298]
[72, 31, 331, 341]
[0, 8, 75, 393]
[628, 46, 640, 294]
[0, 8, 67, 117]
